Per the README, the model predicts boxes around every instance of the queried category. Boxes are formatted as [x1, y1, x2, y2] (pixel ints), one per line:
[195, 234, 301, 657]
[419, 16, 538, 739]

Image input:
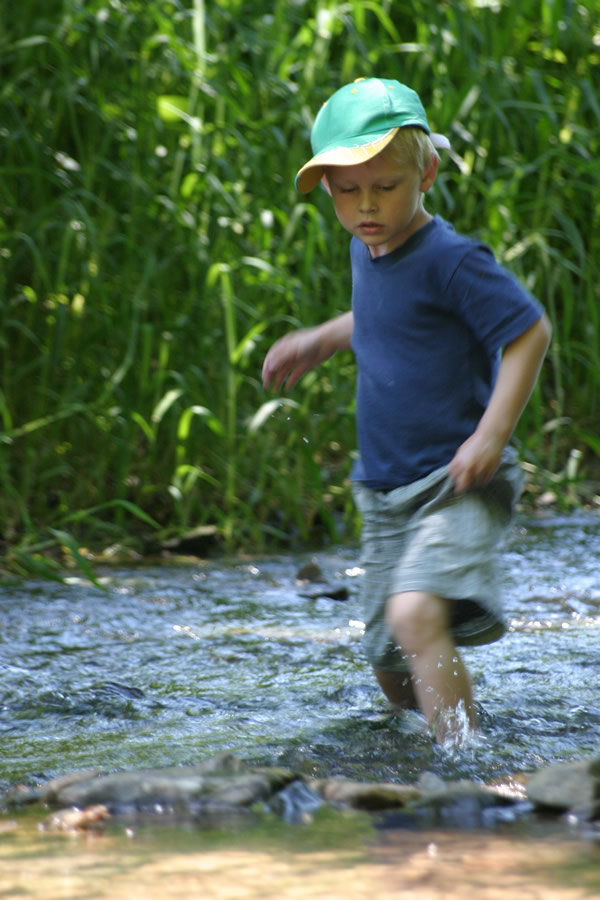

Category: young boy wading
[262, 78, 552, 743]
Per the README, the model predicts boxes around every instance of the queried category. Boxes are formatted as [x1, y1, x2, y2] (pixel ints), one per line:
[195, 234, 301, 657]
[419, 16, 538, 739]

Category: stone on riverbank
[40, 804, 110, 834]
[46, 762, 295, 816]
[311, 777, 420, 811]
[526, 756, 600, 819]
[412, 774, 521, 828]
[3, 752, 600, 831]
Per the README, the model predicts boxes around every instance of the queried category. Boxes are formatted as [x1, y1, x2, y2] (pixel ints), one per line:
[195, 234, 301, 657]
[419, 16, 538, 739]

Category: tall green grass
[1, 0, 599, 571]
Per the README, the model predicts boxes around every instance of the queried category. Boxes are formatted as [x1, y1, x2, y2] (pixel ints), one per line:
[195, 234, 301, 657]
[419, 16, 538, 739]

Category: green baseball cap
[295, 77, 450, 193]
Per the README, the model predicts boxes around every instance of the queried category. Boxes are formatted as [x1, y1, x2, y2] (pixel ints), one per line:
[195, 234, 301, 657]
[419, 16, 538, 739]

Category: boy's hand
[449, 431, 505, 494]
[262, 312, 354, 391]
[262, 327, 325, 391]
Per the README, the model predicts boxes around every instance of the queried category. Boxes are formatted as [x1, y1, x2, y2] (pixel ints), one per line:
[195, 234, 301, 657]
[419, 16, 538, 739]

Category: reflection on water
[0, 513, 599, 791]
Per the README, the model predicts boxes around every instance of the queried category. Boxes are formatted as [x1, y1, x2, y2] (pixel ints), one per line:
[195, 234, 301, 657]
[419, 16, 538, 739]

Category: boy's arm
[450, 313, 552, 493]
[262, 311, 353, 390]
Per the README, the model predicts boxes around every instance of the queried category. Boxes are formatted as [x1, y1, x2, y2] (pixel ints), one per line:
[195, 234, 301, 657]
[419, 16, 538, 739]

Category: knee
[385, 591, 450, 655]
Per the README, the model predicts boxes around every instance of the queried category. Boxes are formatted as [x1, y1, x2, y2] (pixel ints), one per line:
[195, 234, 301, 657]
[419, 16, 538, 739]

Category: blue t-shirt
[350, 215, 544, 488]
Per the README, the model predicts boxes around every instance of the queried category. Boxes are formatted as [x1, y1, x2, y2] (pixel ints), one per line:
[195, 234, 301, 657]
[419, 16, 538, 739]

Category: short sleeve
[446, 245, 544, 355]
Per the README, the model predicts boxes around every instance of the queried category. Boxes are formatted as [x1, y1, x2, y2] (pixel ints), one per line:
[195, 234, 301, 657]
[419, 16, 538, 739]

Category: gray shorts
[352, 447, 523, 673]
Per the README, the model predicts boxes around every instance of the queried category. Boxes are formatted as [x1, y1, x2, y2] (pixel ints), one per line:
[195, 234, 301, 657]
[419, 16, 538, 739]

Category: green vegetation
[1, 0, 599, 574]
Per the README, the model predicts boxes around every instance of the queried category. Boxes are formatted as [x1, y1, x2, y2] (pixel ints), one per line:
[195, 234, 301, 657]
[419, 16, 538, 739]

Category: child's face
[324, 152, 437, 258]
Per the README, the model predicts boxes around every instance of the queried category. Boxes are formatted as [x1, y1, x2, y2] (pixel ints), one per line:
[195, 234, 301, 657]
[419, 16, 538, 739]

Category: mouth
[358, 222, 383, 235]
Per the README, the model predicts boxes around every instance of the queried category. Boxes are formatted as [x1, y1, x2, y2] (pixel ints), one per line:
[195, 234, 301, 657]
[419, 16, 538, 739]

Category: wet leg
[384, 590, 476, 742]
[373, 668, 418, 709]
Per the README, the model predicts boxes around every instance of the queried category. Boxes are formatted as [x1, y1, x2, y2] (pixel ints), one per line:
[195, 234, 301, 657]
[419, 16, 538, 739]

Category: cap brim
[296, 129, 399, 193]
[296, 128, 451, 193]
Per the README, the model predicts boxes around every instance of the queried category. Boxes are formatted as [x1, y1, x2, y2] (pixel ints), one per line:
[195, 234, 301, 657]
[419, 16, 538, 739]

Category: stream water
[1, 511, 599, 792]
[1, 512, 599, 899]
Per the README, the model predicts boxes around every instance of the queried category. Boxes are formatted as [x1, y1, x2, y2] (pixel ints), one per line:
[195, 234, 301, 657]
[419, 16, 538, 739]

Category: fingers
[262, 331, 315, 390]
[449, 457, 496, 493]
[448, 430, 505, 494]
[267, 362, 310, 391]
[262, 355, 298, 390]
[262, 347, 297, 390]
[261, 344, 288, 389]
[449, 464, 470, 494]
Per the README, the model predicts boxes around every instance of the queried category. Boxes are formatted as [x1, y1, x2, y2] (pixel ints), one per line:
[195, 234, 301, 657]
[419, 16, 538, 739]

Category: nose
[358, 190, 377, 212]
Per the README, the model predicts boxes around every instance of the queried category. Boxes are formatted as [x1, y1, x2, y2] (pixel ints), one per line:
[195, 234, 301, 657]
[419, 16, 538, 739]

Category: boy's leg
[384, 590, 476, 741]
[372, 668, 418, 709]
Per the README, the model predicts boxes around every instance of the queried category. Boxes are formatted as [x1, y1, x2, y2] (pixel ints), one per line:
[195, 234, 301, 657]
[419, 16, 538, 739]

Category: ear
[421, 155, 438, 193]
[320, 173, 333, 196]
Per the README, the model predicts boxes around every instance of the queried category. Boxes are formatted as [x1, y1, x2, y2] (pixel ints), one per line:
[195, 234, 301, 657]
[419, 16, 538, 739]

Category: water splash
[431, 701, 483, 754]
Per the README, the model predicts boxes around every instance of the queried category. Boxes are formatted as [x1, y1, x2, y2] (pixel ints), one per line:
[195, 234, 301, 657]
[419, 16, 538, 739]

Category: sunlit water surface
[1, 513, 599, 792]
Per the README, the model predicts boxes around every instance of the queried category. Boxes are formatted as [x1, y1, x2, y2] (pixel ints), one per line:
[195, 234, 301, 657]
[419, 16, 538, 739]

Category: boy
[262, 77, 551, 743]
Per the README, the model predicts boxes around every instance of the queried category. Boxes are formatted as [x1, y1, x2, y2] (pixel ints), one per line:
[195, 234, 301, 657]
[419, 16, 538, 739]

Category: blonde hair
[380, 128, 439, 177]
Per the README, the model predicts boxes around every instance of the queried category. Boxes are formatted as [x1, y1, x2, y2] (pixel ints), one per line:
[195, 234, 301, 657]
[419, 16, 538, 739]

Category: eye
[378, 184, 397, 192]
[338, 186, 357, 193]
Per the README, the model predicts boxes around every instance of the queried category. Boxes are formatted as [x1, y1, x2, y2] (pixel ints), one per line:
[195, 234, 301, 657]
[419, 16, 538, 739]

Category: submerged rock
[295, 561, 351, 600]
[295, 562, 324, 583]
[298, 585, 351, 601]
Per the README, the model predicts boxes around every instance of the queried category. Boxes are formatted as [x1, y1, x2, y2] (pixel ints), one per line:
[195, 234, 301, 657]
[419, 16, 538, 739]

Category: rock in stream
[2, 751, 600, 834]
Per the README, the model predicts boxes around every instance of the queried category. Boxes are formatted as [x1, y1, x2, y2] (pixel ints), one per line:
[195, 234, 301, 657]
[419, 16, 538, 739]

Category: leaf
[102, 500, 161, 529]
[573, 430, 600, 457]
[230, 322, 269, 365]
[248, 398, 299, 433]
[181, 172, 199, 199]
[49, 529, 107, 591]
[241, 256, 276, 275]
[59, 501, 160, 530]
[131, 411, 155, 443]
[14, 36, 48, 49]
[1, 404, 89, 442]
[157, 95, 190, 123]
[8, 551, 65, 583]
[152, 389, 183, 424]
[172, 463, 220, 488]
[177, 405, 225, 439]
